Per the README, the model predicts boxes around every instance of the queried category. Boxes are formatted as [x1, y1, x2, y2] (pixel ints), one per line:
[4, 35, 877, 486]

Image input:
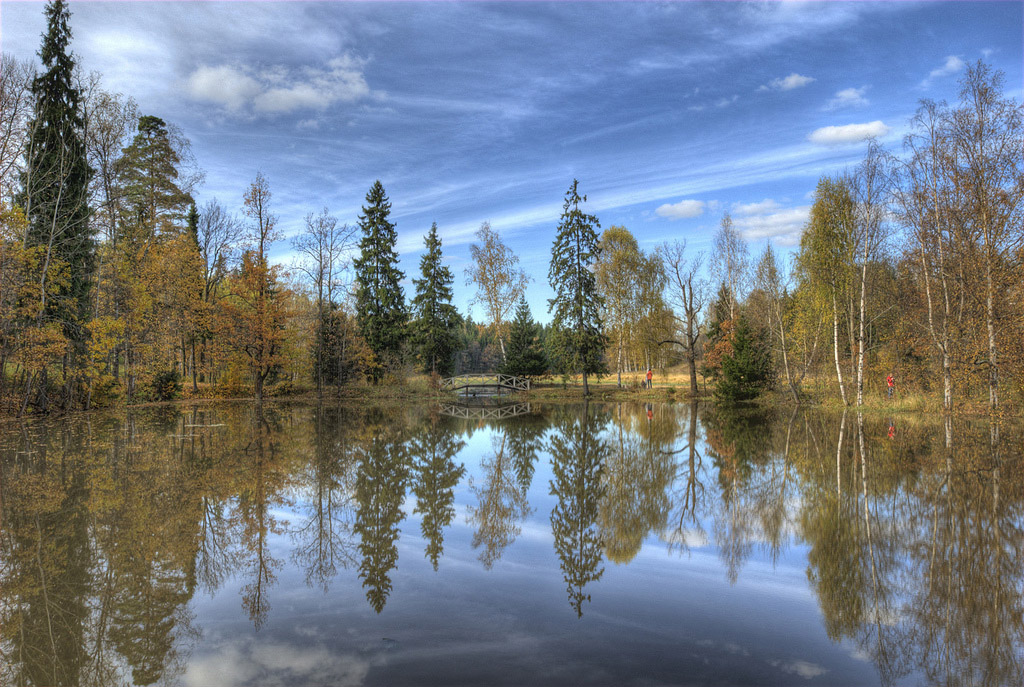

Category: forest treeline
[1, 1, 1022, 415]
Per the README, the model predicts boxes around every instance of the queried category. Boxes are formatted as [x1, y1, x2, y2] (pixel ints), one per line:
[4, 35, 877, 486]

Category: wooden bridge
[440, 374, 530, 395]
[440, 402, 532, 421]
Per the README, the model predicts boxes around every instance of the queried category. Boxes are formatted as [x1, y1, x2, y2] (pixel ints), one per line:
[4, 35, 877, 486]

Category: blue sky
[2, 1, 1021, 320]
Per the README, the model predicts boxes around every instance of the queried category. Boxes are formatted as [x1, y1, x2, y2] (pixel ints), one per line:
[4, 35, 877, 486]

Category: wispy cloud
[186, 56, 372, 115]
[920, 55, 965, 87]
[825, 86, 869, 110]
[758, 73, 815, 92]
[733, 198, 782, 216]
[655, 199, 708, 220]
[808, 120, 889, 145]
[687, 94, 740, 112]
[732, 205, 810, 246]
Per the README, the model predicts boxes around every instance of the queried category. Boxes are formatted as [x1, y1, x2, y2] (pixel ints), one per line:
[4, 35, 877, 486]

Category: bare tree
[755, 242, 801, 401]
[947, 62, 1024, 413]
[661, 239, 706, 397]
[77, 70, 138, 244]
[465, 222, 529, 362]
[851, 141, 893, 406]
[895, 99, 957, 411]
[710, 211, 749, 321]
[292, 208, 356, 395]
[0, 54, 35, 202]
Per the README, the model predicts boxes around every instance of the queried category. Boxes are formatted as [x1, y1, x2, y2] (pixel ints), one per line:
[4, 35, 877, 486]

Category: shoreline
[1, 379, 1013, 423]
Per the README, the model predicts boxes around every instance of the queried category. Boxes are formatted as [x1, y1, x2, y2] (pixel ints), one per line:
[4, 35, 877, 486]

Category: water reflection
[1, 402, 1022, 685]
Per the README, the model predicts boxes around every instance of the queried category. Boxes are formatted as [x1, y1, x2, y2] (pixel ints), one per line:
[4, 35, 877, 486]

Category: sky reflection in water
[1, 401, 1021, 686]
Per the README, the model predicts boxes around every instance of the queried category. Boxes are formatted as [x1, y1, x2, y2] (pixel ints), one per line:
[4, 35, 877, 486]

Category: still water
[1, 401, 1021, 686]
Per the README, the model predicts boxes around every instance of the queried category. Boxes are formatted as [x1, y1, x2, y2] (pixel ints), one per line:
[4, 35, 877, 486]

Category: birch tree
[465, 222, 529, 363]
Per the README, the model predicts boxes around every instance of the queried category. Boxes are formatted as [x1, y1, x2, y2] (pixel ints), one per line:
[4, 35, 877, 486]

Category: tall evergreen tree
[117, 115, 193, 233]
[548, 179, 605, 395]
[411, 223, 460, 377]
[21, 0, 93, 334]
[353, 180, 407, 382]
[501, 297, 547, 377]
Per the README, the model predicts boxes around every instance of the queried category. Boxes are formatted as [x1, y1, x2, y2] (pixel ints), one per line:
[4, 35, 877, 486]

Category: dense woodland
[1, 1, 1022, 415]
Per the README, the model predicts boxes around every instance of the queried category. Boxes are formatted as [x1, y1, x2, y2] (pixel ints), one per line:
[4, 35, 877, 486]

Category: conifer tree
[715, 315, 772, 402]
[501, 297, 547, 377]
[117, 115, 193, 233]
[186, 202, 199, 249]
[21, 0, 93, 335]
[353, 180, 407, 382]
[548, 179, 605, 394]
[411, 223, 460, 377]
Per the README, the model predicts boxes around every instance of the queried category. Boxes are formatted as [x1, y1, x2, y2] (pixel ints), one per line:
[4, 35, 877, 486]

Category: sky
[1, 0, 1021, 321]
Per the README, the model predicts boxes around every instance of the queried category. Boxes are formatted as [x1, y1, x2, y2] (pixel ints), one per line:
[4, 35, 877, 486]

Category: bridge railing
[439, 402, 532, 420]
[439, 374, 530, 392]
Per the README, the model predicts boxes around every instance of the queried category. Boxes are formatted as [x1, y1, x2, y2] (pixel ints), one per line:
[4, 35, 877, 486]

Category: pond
[1, 401, 1022, 686]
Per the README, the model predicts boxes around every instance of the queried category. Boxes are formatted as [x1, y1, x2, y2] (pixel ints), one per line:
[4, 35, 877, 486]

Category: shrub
[151, 369, 181, 402]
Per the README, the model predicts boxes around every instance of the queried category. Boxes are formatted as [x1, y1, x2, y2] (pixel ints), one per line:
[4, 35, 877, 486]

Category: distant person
[646, 368, 653, 390]
[886, 373, 895, 399]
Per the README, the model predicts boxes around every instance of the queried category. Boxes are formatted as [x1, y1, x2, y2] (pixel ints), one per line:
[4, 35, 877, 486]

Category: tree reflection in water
[548, 403, 610, 617]
[1, 402, 1022, 685]
[410, 411, 465, 570]
[352, 408, 409, 614]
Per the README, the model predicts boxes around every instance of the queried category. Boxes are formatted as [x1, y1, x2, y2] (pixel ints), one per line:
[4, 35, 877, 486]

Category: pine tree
[501, 297, 547, 377]
[548, 179, 606, 394]
[411, 223, 461, 377]
[353, 181, 407, 382]
[117, 115, 193, 233]
[21, 0, 94, 335]
[715, 315, 772, 402]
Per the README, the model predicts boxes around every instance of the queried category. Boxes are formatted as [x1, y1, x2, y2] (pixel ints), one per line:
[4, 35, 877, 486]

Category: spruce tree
[21, 0, 93, 334]
[411, 223, 461, 377]
[715, 315, 772, 402]
[353, 180, 407, 381]
[548, 179, 605, 394]
[501, 297, 547, 377]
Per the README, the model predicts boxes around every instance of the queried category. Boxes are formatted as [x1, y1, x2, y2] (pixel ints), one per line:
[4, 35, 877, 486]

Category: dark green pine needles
[548, 179, 606, 394]
[353, 180, 408, 382]
[21, 0, 94, 335]
[411, 223, 461, 377]
[501, 297, 547, 377]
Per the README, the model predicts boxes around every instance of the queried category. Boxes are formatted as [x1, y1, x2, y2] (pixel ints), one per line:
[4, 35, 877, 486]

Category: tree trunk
[856, 259, 868, 406]
[832, 293, 848, 406]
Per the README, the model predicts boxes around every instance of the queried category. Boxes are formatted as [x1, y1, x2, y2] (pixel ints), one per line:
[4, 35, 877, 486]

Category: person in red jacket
[886, 373, 895, 399]
[646, 368, 653, 390]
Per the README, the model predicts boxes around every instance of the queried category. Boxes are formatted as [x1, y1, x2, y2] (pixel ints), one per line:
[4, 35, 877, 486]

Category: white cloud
[921, 55, 965, 87]
[184, 640, 371, 687]
[807, 120, 889, 145]
[186, 55, 371, 115]
[770, 659, 828, 680]
[732, 206, 810, 246]
[186, 65, 262, 111]
[826, 86, 869, 110]
[733, 198, 781, 216]
[758, 72, 815, 92]
[655, 199, 707, 219]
